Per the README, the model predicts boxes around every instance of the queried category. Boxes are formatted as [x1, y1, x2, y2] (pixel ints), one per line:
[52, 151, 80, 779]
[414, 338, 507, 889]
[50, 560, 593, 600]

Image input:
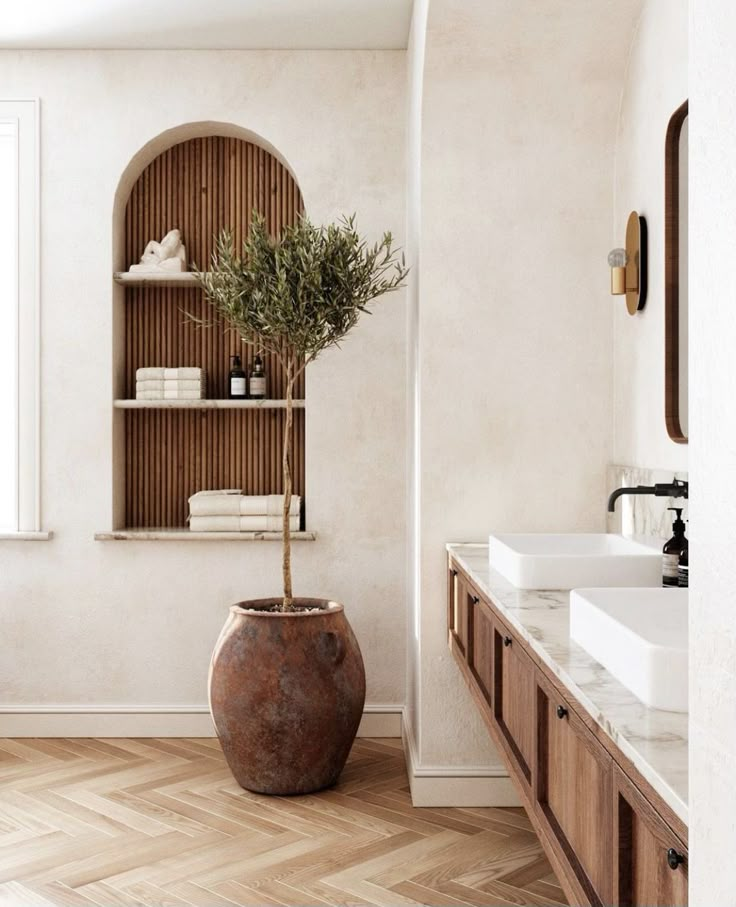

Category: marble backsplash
[606, 464, 689, 540]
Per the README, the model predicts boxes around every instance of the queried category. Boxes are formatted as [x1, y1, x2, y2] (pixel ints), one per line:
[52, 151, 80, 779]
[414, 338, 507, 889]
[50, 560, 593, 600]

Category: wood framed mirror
[665, 100, 688, 443]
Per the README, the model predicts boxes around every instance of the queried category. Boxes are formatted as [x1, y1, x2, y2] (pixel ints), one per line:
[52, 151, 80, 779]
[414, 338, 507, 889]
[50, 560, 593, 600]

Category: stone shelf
[113, 399, 305, 410]
[94, 528, 317, 541]
[114, 271, 203, 287]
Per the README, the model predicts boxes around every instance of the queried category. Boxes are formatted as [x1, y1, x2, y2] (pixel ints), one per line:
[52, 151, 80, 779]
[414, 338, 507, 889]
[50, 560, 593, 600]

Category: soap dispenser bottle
[249, 354, 267, 399]
[663, 507, 687, 588]
[228, 355, 247, 399]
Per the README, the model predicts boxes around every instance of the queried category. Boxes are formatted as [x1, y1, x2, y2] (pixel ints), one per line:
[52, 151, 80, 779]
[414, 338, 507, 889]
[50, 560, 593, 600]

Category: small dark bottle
[678, 546, 689, 588]
[228, 355, 247, 399]
[249, 355, 267, 399]
[663, 507, 687, 588]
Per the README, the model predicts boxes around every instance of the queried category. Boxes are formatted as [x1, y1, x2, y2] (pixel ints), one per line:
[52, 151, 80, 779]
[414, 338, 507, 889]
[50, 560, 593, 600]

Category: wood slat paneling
[123, 136, 305, 528]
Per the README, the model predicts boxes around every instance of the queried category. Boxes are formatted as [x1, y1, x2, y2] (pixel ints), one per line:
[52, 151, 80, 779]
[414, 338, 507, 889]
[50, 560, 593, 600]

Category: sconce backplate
[625, 211, 648, 315]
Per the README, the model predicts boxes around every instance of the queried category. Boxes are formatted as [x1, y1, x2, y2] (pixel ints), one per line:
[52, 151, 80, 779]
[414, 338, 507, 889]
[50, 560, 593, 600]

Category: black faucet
[607, 478, 688, 513]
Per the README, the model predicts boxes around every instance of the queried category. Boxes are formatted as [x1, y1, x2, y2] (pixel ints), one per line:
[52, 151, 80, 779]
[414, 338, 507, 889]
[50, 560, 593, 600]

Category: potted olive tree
[196, 214, 406, 795]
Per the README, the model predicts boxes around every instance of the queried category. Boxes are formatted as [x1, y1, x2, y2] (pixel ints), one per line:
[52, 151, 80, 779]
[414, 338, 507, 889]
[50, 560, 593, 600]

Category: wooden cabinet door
[492, 619, 534, 787]
[468, 595, 494, 708]
[614, 767, 688, 906]
[447, 562, 470, 661]
[536, 678, 613, 906]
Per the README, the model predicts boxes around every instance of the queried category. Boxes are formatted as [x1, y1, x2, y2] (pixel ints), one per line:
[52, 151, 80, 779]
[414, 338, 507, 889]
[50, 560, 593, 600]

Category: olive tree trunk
[281, 358, 295, 610]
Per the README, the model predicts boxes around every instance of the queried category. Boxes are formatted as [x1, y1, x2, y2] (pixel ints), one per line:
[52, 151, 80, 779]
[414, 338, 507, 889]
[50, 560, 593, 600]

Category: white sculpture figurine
[130, 229, 187, 273]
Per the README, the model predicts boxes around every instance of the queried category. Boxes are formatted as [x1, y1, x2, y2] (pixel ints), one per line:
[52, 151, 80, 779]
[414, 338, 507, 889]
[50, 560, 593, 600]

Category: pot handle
[322, 631, 346, 665]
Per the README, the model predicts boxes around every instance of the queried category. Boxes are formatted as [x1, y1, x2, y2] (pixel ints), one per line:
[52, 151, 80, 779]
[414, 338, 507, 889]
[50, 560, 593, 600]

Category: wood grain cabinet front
[613, 767, 688, 906]
[492, 618, 535, 787]
[468, 595, 494, 708]
[535, 678, 613, 906]
[446, 554, 688, 907]
[447, 564, 470, 661]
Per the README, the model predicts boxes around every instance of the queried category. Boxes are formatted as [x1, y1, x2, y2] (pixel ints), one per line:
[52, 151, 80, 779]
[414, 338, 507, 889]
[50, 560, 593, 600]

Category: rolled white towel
[188, 493, 301, 517]
[189, 515, 300, 532]
[136, 367, 165, 380]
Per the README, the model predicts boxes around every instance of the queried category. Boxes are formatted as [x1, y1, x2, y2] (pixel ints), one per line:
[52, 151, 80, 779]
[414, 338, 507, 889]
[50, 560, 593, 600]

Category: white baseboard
[357, 706, 402, 738]
[406, 771, 520, 807]
[0, 703, 403, 739]
[402, 717, 521, 808]
[0, 707, 216, 738]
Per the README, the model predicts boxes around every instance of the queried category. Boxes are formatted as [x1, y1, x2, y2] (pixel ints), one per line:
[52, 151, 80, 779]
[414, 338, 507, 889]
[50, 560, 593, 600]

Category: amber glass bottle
[249, 355, 267, 399]
[662, 508, 687, 588]
[228, 355, 247, 399]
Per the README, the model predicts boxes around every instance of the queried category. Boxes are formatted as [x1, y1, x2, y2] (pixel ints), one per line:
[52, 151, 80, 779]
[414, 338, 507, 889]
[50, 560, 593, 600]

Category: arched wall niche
[112, 121, 302, 271]
[110, 122, 306, 531]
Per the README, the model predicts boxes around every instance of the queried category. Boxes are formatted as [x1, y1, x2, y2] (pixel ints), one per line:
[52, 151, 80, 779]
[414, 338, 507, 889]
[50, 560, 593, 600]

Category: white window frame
[0, 99, 41, 535]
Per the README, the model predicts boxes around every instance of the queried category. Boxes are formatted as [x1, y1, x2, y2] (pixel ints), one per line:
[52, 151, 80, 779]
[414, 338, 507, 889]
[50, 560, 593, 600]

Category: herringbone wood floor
[0, 737, 566, 906]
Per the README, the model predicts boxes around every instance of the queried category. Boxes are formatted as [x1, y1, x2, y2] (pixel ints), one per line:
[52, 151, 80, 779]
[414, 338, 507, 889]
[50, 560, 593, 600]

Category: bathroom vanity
[447, 544, 688, 907]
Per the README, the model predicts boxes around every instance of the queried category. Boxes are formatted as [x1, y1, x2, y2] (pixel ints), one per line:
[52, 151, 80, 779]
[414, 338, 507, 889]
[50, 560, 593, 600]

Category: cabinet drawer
[536, 679, 613, 906]
[614, 766, 688, 906]
[492, 618, 534, 786]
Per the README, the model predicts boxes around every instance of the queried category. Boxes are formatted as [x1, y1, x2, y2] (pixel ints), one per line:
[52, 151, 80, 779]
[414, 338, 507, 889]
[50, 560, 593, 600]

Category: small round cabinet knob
[667, 848, 685, 871]
[503, 636, 512, 647]
[472, 596, 480, 605]
[451, 569, 458, 577]
[556, 705, 568, 720]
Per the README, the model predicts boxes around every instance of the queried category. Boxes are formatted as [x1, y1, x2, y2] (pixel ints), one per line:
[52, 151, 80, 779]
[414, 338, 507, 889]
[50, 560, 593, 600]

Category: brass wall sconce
[608, 211, 647, 315]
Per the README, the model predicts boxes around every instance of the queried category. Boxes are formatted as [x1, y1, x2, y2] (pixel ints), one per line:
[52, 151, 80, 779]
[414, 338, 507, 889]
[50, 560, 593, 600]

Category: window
[0, 100, 39, 532]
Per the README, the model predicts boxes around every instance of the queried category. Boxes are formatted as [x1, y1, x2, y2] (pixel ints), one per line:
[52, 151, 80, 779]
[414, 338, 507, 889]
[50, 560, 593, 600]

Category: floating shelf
[114, 399, 305, 410]
[94, 528, 317, 542]
[114, 272, 203, 287]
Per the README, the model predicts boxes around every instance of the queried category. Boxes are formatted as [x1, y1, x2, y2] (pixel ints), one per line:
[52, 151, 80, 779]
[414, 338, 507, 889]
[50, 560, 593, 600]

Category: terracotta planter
[208, 598, 366, 795]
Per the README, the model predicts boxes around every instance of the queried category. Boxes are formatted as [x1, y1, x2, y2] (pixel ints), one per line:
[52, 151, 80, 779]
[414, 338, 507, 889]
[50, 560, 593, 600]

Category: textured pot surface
[208, 598, 366, 795]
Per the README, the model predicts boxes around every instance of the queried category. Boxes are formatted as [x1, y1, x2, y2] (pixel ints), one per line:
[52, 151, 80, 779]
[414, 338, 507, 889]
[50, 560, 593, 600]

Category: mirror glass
[678, 116, 688, 437]
[665, 101, 688, 443]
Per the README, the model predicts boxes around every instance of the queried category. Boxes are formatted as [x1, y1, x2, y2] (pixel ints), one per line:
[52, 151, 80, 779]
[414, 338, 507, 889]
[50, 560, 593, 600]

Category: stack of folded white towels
[188, 490, 301, 532]
[136, 367, 206, 400]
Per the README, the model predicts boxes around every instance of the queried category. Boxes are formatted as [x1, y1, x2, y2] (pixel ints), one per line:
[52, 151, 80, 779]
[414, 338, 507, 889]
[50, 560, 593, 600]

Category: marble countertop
[447, 543, 688, 826]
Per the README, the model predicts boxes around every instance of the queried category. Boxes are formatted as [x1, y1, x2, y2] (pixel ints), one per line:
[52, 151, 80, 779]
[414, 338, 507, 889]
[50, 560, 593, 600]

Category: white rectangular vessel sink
[487, 533, 661, 590]
[570, 588, 688, 713]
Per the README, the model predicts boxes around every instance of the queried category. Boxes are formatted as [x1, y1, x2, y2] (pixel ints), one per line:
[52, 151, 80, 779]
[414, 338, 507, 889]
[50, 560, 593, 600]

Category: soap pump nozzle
[668, 507, 686, 534]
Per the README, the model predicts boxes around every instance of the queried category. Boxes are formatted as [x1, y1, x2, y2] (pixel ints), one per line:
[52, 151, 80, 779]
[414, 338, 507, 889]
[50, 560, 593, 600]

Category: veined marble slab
[95, 529, 317, 541]
[113, 398, 305, 410]
[447, 543, 688, 825]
